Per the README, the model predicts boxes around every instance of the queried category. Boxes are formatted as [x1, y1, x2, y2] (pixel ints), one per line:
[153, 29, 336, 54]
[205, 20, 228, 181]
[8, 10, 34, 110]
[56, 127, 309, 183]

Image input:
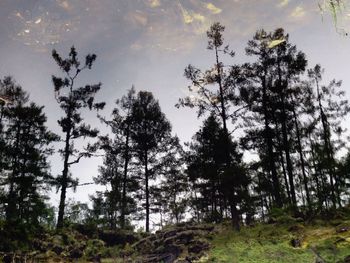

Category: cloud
[290, 6, 306, 18]
[278, 0, 289, 8]
[206, 3, 222, 14]
[147, 0, 160, 8]
[57, 0, 71, 11]
[179, 2, 205, 25]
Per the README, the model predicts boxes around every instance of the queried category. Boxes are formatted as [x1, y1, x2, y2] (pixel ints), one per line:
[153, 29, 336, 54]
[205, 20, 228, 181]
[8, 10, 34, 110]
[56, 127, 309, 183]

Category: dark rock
[288, 224, 304, 233]
[163, 229, 178, 239]
[336, 225, 350, 233]
[290, 238, 302, 248]
[99, 230, 139, 246]
[334, 237, 346, 244]
[52, 245, 64, 255]
[164, 230, 194, 245]
[69, 247, 83, 259]
[344, 255, 350, 263]
[188, 240, 210, 254]
[163, 243, 183, 257]
[268, 218, 277, 224]
[142, 253, 176, 263]
[133, 238, 154, 254]
[132, 224, 214, 262]
[89, 254, 101, 263]
[32, 238, 47, 252]
[2, 254, 12, 263]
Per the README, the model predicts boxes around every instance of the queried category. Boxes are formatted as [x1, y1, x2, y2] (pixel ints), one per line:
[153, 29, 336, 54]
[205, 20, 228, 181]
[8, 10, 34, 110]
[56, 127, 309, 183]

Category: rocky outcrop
[130, 224, 215, 262]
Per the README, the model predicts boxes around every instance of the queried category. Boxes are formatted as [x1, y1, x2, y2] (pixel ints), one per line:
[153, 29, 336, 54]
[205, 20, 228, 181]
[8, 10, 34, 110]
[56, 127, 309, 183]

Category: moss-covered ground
[206, 219, 350, 263]
[2, 212, 350, 262]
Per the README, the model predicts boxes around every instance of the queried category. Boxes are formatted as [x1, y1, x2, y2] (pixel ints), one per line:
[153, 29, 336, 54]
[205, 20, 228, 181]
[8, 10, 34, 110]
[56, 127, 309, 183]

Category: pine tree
[96, 87, 139, 229]
[186, 115, 245, 224]
[177, 22, 244, 230]
[308, 64, 350, 207]
[130, 91, 173, 232]
[242, 28, 308, 212]
[52, 46, 105, 229]
[0, 77, 58, 249]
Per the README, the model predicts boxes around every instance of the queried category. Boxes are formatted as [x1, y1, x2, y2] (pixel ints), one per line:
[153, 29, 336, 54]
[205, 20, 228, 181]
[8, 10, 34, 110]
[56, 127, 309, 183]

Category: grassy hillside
[2, 212, 350, 262]
[207, 219, 350, 263]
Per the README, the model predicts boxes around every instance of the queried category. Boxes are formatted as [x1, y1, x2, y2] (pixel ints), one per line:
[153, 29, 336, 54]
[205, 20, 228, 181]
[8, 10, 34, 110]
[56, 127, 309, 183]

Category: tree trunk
[261, 74, 282, 208]
[145, 150, 150, 233]
[276, 57, 296, 210]
[316, 79, 338, 208]
[280, 93, 297, 209]
[57, 126, 71, 229]
[215, 46, 240, 230]
[273, 114, 291, 205]
[230, 203, 240, 231]
[121, 121, 130, 229]
[292, 104, 311, 210]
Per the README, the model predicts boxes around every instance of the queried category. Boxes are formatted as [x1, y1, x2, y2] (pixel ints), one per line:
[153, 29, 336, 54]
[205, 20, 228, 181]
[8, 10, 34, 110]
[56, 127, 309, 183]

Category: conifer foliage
[51, 47, 105, 229]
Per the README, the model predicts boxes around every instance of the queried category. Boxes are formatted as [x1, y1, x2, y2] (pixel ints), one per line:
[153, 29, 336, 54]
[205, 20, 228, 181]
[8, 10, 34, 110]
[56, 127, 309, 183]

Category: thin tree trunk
[273, 114, 291, 205]
[276, 56, 297, 210]
[57, 126, 71, 229]
[121, 121, 130, 229]
[57, 90, 73, 229]
[215, 45, 240, 229]
[292, 105, 311, 210]
[261, 74, 282, 207]
[315, 79, 339, 208]
[145, 150, 150, 233]
[280, 94, 297, 209]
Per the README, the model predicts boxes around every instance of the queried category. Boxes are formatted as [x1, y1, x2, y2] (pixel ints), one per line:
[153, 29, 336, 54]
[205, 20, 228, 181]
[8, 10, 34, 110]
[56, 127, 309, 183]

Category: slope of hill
[2, 211, 350, 262]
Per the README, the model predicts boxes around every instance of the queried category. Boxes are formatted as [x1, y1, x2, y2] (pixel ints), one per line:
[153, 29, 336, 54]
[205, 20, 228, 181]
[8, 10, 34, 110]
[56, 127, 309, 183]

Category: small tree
[52, 46, 105, 229]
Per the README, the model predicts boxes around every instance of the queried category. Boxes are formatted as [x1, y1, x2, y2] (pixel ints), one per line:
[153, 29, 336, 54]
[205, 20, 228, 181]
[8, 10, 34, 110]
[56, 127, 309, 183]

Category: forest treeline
[1, 23, 350, 250]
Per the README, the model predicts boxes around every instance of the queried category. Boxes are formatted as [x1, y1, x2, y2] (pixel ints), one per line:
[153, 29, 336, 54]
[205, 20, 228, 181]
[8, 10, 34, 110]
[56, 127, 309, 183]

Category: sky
[1, 0, 350, 211]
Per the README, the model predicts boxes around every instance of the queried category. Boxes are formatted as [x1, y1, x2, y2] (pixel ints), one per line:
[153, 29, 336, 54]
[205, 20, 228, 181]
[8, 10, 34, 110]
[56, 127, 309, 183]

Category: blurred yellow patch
[206, 3, 222, 14]
[148, 0, 160, 8]
[278, 0, 289, 7]
[268, 39, 286, 48]
[181, 9, 205, 24]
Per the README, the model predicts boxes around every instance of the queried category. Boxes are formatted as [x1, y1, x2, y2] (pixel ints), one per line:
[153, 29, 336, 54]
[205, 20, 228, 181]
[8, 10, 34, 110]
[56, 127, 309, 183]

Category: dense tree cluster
[1, 23, 350, 250]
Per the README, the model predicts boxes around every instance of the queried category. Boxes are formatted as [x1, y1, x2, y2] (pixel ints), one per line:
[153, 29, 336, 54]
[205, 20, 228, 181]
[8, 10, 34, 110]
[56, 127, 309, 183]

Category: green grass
[206, 221, 350, 263]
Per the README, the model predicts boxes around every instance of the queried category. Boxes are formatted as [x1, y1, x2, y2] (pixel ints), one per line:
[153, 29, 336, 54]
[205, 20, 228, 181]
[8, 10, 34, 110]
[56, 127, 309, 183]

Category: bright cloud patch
[290, 6, 306, 18]
[278, 0, 289, 8]
[206, 3, 222, 14]
[148, 0, 160, 8]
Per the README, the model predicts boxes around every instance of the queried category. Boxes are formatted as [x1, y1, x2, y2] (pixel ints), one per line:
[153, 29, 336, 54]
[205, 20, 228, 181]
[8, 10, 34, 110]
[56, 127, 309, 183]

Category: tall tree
[242, 28, 307, 211]
[130, 91, 172, 232]
[177, 22, 243, 230]
[0, 77, 57, 249]
[52, 46, 105, 229]
[187, 115, 245, 224]
[308, 64, 350, 207]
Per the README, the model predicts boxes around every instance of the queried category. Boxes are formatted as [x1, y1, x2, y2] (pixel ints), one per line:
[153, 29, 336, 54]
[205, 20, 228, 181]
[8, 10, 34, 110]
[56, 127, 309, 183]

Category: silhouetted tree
[52, 46, 105, 229]
[187, 115, 245, 225]
[130, 91, 172, 232]
[177, 22, 243, 230]
[0, 77, 57, 250]
[308, 64, 350, 207]
[242, 28, 307, 212]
